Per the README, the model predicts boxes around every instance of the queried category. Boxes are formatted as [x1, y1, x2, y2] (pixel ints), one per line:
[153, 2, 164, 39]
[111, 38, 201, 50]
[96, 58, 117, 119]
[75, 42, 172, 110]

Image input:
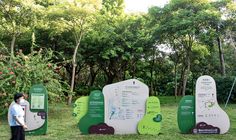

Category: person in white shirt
[9, 93, 28, 140]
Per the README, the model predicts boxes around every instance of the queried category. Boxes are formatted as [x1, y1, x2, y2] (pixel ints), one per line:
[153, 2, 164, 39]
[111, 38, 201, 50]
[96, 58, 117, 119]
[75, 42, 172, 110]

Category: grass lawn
[0, 96, 235, 140]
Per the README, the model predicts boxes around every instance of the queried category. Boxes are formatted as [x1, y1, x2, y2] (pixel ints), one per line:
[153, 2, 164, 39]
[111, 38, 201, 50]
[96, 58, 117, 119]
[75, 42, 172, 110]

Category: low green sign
[78, 90, 104, 134]
[73, 96, 89, 123]
[177, 95, 195, 134]
[138, 96, 162, 135]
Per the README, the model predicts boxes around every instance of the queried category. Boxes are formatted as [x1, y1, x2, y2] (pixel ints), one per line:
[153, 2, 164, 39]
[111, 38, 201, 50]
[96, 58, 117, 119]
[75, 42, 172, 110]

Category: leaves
[0, 47, 70, 114]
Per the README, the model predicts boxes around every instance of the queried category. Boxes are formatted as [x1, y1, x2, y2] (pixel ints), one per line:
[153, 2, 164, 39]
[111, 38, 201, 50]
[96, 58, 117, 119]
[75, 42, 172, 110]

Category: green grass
[0, 96, 235, 140]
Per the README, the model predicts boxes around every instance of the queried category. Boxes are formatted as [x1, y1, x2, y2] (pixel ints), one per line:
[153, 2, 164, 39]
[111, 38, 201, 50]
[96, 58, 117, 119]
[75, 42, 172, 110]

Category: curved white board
[8, 101, 45, 131]
[103, 79, 149, 134]
[195, 75, 230, 134]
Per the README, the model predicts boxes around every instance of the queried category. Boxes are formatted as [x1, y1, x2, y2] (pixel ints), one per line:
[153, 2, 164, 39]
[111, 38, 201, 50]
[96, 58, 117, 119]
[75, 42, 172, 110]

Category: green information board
[31, 94, 45, 109]
[73, 96, 89, 123]
[177, 95, 195, 134]
[78, 90, 104, 134]
[138, 96, 162, 135]
[26, 84, 48, 135]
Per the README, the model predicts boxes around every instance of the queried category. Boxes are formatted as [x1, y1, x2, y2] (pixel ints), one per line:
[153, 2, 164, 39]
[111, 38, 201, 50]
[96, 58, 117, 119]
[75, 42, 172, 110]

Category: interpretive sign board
[8, 100, 45, 132]
[103, 79, 149, 134]
[27, 84, 48, 135]
[177, 95, 195, 133]
[8, 85, 48, 135]
[138, 96, 162, 135]
[73, 96, 89, 123]
[195, 75, 230, 134]
[78, 90, 105, 134]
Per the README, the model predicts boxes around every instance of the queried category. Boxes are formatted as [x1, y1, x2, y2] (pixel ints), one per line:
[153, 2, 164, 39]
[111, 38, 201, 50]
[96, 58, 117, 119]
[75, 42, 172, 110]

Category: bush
[0, 47, 71, 115]
[214, 76, 236, 103]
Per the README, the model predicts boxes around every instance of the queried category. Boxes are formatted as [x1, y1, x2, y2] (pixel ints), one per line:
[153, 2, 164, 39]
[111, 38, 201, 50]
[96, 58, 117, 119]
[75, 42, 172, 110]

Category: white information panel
[195, 75, 230, 134]
[31, 94, 45, 109]
[103, 79, 149, 134]
[8, 101, 45, 131]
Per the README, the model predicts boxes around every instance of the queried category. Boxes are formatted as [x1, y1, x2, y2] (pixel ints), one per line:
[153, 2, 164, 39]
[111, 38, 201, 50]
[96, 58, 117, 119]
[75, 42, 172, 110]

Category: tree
[148, 0, 218, 96]
[46, 0, 102, 104]
[0, 0, 41, 58]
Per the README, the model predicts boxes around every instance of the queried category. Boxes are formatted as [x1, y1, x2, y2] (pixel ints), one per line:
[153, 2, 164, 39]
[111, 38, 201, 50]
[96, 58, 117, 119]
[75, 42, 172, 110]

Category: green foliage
[215, 76, 236, 103]
[0, 47, 71, 115]
[0, 0, 236, 112]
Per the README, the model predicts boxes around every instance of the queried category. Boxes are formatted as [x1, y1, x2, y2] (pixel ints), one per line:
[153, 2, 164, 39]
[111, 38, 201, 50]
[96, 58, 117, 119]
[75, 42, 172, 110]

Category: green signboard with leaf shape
[78, 90, 104, 134]
[138, 96, 162, 135]
[73, 96, 89, 123]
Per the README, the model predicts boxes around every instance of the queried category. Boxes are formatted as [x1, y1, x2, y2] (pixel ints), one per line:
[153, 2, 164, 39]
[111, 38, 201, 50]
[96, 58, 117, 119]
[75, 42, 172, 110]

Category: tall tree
[148, 0, 218, 96]
[47, 0, 102, 104]
[0, 0, 39, 58]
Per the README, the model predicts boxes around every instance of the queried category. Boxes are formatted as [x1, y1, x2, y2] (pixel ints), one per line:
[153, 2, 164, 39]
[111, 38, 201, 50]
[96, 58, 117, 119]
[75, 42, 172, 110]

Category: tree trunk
[67, 31, 83, 105]
[68, 63, 76, 104]
[182, 54, 190, 96]
[174, 63, 178, 99]
[150, 46, 155, 96]
[10, 34, 16, 58]
[217, 37, 226, 76]
[106, 73, 115, 84]
[228, 32, 236, 56]
[89, 65, 98, 86]
[178, 66, 185, 96]
[116, 67, 124, 82]
[31, 31, 36, 52]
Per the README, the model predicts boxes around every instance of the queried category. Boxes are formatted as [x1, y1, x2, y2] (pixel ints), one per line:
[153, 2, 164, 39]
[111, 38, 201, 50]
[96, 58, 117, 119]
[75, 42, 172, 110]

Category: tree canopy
[0, 0, 236, 110]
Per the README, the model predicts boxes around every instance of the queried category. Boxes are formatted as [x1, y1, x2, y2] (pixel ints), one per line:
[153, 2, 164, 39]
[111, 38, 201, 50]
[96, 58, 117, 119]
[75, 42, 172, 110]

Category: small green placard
[177, 95, 195, 134]
[73, 96, 89, 123]
[138, 96, 162, 135]
[78, 90, 104, 134]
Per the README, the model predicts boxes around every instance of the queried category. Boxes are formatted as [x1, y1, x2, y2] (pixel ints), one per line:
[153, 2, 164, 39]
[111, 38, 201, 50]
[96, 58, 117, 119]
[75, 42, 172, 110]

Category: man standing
[9, 93, 28, 140]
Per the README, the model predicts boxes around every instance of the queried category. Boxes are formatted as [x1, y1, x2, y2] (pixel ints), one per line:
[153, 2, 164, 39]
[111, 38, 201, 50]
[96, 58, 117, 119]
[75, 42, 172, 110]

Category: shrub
[214, 76, 236, 103]
[0, 47, 71, 115]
